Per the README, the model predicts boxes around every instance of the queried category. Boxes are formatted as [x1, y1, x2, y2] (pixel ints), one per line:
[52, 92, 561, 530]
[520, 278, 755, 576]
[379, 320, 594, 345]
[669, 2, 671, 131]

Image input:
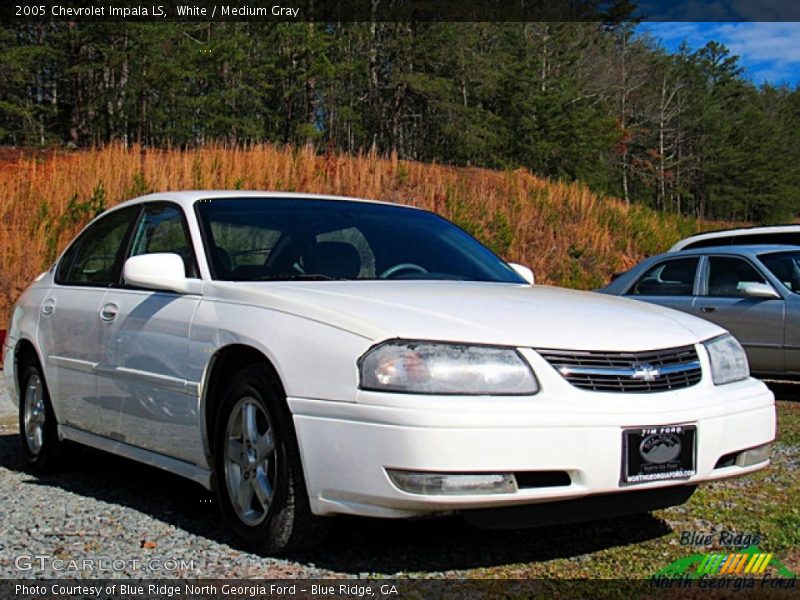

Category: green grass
[777, 400, 800, 447]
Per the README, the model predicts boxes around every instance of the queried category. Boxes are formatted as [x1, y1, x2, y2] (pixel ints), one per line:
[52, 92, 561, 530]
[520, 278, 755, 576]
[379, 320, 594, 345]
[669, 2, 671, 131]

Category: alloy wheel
[23, 373, 46, 455]
[223, 396, 277, 526]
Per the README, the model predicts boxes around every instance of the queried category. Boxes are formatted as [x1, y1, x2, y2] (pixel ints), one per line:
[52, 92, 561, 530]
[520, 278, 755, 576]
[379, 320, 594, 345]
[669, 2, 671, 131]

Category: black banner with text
[3, 0, 800, 23]
[3, 578, 799, 600]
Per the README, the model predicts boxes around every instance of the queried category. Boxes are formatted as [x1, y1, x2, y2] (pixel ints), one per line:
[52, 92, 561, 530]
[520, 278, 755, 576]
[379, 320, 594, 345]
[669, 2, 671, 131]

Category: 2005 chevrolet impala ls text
[2, 191, 775, 553]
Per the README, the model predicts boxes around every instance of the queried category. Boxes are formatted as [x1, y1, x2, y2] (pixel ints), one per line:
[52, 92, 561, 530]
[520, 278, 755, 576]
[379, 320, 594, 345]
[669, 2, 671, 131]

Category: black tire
[18, 361, 61, 471]
[213, 365, 328, 554]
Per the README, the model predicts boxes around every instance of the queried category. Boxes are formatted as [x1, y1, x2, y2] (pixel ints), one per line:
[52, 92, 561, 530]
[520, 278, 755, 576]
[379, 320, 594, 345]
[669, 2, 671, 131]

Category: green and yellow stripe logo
[653, 546, 796, 579]
[696, 551, 773, 575]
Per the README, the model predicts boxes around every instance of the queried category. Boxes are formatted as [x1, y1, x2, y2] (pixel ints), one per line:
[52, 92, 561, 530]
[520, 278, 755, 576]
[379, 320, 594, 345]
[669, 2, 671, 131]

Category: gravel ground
[0, 369, 796, 580]
[0, 371, 14, 418]
[0, 372, 346, 578]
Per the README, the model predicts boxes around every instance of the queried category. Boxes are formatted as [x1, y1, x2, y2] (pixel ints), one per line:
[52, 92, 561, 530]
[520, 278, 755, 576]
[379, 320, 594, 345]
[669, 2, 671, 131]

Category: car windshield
[758, 250, 800, 293]
[195, 198, 525, 283]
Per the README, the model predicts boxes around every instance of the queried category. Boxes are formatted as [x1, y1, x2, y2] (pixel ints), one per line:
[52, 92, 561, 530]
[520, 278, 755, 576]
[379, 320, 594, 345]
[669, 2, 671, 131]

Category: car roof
[670, 224, 800, 251]
[111, 190, 421, 212]
[655, 244, 800, 260]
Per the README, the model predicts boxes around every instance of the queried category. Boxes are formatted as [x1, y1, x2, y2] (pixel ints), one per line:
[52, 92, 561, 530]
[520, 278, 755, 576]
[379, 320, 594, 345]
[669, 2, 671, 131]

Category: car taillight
[0, 329, 5, 365]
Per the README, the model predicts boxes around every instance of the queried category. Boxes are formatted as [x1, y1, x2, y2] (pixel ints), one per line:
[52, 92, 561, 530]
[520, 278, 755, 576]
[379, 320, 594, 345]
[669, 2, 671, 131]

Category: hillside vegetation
[4, 21, 800, 222]
[0, 144, 718, 326]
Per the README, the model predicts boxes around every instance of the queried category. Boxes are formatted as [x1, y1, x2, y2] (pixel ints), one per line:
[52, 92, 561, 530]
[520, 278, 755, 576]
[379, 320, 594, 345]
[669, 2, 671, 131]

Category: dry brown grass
[0, 143, 721, 326]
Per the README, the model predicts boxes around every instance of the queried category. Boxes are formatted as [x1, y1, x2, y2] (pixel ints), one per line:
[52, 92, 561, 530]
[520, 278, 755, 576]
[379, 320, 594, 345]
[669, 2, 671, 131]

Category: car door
[95, 202, 205, 464]
[37, 206, 141, 433]
[624, 256, 700, 315]
[695, 255, 785, 373]
[757, 250, 800, 373]
[784, 294, 800, 374]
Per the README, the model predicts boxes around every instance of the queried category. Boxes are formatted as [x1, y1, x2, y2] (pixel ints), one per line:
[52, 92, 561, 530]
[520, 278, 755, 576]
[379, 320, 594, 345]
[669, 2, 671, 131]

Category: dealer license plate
[622, 424, 696, 484]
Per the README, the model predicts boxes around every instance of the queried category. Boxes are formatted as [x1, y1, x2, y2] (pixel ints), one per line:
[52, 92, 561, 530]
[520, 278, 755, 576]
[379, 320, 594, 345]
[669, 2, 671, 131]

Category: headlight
[358, 340, 539, 395]
[704, 334, 749, 385]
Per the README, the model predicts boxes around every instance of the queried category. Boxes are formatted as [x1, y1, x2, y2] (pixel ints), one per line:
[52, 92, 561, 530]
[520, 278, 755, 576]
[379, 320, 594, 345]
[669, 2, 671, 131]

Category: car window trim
[193, 200, 220, 280]
[53, 205, 143, 289]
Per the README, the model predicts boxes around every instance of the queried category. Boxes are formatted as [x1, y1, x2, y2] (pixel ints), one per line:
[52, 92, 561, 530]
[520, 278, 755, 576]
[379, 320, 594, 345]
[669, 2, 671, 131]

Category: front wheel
[214, 366, 327, 554]
[19, 361, 61, 471]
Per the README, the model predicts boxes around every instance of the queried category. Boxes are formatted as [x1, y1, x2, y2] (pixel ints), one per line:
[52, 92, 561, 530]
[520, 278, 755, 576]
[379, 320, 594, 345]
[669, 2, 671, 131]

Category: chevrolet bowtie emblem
[631, 364, 661, 381]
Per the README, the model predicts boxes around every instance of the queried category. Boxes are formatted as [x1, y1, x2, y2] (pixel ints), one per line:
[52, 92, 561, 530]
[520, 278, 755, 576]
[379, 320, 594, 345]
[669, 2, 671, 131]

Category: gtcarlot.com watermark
[14, 554, 197, 573]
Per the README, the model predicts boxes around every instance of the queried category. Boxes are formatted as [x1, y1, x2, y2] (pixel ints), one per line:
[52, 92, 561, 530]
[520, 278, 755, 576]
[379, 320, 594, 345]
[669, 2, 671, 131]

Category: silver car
[599, 245, 800, 377]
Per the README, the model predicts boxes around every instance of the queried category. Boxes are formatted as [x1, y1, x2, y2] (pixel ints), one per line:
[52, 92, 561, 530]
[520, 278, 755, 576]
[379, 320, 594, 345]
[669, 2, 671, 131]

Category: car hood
[207, 280, 726, 351]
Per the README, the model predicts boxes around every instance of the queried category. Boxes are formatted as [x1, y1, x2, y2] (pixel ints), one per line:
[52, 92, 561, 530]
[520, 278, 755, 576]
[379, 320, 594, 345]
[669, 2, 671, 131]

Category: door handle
[42, 298, 56, 316]
[700, 305, 718, 313]
[100, 303, 119, 322]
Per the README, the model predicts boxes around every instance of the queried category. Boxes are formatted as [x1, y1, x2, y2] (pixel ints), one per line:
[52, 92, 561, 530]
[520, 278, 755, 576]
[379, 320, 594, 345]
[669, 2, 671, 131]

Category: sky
[640, 22, 800, 86]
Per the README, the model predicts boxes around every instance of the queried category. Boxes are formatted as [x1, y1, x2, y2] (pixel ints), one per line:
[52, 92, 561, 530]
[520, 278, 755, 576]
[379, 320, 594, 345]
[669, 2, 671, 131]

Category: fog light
[386, 470, 516, 495]
[736, 444, 771, 467]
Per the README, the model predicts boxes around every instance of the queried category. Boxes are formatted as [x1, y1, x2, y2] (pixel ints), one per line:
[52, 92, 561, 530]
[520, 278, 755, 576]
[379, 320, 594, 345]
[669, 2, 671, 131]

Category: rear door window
[628, 257, 699, 296]
[56, 206, 140, 287]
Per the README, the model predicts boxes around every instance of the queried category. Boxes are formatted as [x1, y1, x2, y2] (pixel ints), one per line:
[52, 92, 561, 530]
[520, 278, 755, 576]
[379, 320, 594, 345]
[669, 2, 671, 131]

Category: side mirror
[740, 282, 780, 299]
[509, 263, 535, 285]
[123, 253, 203, 295]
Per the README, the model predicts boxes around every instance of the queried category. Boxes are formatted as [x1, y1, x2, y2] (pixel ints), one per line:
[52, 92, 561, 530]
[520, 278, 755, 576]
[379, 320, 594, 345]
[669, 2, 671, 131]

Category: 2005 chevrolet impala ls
[2, 192, 775, 553]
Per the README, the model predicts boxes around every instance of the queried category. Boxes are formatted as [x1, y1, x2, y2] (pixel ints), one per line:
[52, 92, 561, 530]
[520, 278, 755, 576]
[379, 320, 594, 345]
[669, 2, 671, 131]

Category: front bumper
[290, 348, 775, 519]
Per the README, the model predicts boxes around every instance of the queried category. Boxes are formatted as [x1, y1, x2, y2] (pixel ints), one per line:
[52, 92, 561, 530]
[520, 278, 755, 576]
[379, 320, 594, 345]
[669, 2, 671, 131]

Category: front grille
[537, 345, 702, 393]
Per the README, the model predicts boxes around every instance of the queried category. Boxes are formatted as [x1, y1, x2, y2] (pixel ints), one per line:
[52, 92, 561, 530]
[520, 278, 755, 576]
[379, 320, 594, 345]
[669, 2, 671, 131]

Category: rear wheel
[214, 366, 327, 554]
[19, 361, 61, 471]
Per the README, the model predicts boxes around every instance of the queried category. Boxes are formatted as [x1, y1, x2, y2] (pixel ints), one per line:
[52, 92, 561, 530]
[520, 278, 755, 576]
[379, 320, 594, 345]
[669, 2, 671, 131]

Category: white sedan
[2, 191, 775, 553]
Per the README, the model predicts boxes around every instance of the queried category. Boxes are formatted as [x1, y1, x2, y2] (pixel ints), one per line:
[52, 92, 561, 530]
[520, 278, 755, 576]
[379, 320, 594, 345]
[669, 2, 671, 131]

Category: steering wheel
[379, 263, 428, 279]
